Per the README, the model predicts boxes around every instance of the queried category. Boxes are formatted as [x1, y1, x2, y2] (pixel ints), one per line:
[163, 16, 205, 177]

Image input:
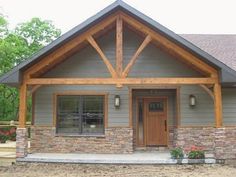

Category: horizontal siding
[222, 88, 236, 125]
[123, 28, 202, 78]
[35, 85, 219, 127]
[180, 85, 214, 126]
[35, 85, 129, 127]
[35, 28, 213, 127]
[44, 46, 111, 78]
[44, 28, 202, 79]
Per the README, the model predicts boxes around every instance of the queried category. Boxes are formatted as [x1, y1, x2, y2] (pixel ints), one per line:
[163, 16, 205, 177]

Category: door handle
[165, 120, 167, 131]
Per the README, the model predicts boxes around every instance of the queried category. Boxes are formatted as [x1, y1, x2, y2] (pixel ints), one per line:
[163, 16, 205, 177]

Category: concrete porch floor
[17, 151, 216, 164]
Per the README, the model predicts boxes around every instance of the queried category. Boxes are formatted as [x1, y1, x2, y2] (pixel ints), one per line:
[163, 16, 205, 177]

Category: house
[1, 0, 236, 161]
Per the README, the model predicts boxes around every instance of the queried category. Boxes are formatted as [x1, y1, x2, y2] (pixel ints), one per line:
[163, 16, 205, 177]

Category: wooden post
[19, 83, 27, 128]
[116, 16, 123, 77]
[214, 83, 223, 128]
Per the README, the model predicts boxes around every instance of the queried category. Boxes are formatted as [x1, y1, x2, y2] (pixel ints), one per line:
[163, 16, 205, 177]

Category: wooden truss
[19, 11, 222, 128]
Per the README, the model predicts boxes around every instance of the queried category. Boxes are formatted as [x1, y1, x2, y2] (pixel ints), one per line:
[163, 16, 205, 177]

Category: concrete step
[17, 152, 216, 164]
[135, 146, 169, 152]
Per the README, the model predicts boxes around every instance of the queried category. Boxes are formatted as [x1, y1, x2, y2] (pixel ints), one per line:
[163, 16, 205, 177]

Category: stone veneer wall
[30, 126, 133, 154]
[174, 127, 236, 160]
[214, 128, 236, 159]
[16, 128, 28, 158]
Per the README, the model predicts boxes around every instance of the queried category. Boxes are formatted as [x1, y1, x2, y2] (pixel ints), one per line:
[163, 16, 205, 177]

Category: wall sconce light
[189, 94, 196, 107]
[114, 95, 120, 108]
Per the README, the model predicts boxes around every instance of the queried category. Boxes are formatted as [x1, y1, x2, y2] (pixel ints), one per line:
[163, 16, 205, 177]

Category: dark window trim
[53, 91, 108, 137]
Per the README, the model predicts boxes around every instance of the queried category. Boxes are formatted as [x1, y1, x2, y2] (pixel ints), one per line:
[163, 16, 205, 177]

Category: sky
[0, 0, 236, 34]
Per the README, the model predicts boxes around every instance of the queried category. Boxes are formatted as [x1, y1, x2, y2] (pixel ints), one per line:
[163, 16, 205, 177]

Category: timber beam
[116, 16, 123, 77]
[19, 83, 27, 128]
[87, 35, 117, 78]
[214, 83, 223, 128]
[26, 77, 217, 85]
[199, 84, 214, 100]
[122, 34, 152, 78]
[119, 12, 218, 77]
[24, 13, 118, 79]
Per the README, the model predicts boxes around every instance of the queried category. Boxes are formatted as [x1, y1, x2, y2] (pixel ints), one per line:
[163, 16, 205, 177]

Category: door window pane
[149, 102, 164, 112]
[138, 99, 144, 145]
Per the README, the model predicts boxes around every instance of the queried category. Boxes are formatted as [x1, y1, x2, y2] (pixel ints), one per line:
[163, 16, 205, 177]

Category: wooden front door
[144, 98, 168, 146]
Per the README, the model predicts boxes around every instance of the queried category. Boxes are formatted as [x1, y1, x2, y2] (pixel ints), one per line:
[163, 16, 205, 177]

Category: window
[56, 95, 105, 135]
[149, 101, 164, 112]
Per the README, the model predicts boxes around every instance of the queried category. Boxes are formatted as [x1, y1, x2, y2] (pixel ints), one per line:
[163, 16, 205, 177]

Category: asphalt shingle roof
[181, 34, 236, 71]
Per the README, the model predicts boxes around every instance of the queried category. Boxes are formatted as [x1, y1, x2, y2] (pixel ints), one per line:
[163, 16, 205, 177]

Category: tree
[0, 15, 61, 121]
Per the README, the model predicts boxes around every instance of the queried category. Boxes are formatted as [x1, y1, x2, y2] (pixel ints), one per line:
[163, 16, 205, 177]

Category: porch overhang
[0, 0, 226, 130]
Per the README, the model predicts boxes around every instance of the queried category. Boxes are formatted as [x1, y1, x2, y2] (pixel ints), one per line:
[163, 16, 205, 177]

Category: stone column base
[173, 127, 236, 160]
[16, 128, 28, 158]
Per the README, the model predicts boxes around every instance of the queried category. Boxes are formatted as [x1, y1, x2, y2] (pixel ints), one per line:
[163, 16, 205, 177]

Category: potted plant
[170, 147, 184, 159]
[185, 145, 205, 163]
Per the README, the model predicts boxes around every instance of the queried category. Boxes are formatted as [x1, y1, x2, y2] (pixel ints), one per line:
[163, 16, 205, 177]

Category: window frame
[53, 91, 108, 136]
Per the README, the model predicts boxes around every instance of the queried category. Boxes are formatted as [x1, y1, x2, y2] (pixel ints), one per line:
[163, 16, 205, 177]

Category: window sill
[55, 134, 105, 138]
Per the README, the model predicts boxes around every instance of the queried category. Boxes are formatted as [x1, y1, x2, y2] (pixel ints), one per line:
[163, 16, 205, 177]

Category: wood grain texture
[144, 97, 168, 146]
[199, 84, 214, 100]
[26, 77, 217, 85]
[24, 13, 118, 79]
[87, 35, 118, 78]
[214, 83, 223, 127]
[120, 12, 218, 77]
[116, 16, 123, 76]
[122, 35, 152, 78]
[19, 83, 27, 128]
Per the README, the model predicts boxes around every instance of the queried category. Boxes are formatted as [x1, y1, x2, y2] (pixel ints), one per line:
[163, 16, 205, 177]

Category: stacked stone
[30, 126, 133, 154]
[173, 127, 216, 153]
[16, 128, 28, 158]
[173, 127, 236, 161]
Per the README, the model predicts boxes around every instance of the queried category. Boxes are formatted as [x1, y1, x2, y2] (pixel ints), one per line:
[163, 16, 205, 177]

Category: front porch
[15, 8, 226, 160]
[17, 151, 216, 164]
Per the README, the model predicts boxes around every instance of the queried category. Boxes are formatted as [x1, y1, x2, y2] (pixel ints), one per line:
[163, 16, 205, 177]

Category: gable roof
[1, 0, 236, 87]
[181, 34, 236, 71]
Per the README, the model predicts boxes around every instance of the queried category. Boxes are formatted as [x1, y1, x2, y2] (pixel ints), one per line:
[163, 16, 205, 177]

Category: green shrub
[0, 134, 8, 143]
[170, 148, 184, 159]
[0, 126, 16, 141]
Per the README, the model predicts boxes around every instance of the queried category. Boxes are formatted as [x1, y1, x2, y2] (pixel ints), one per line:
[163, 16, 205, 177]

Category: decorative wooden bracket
[87, 35, 118, 78]
[24, 13, 118, 79]
[31, 85, 41, 94]
[199, 84, 214, 100]
[120, 12, 218, 78]
[122, 35, 152, 78]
